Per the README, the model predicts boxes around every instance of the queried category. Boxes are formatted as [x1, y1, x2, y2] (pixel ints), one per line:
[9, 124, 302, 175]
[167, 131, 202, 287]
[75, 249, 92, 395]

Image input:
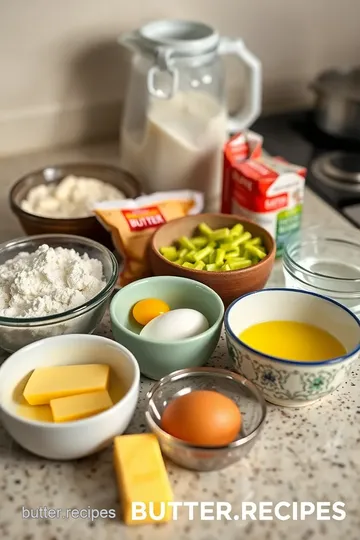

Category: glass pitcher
[118, 20, 261, 211]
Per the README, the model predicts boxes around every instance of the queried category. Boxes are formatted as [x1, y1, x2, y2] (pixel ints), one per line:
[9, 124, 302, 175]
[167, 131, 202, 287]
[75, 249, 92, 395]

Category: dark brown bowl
[150, 213, 275, 307]
[9, 163, 142, 249]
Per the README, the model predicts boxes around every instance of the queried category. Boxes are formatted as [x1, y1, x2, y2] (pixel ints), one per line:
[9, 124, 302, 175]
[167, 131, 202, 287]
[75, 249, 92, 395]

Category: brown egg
[161, 390, 242, 447]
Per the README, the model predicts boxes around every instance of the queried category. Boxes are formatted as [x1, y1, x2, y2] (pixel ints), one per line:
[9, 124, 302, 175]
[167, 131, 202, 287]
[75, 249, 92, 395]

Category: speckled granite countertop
[0, 143, 359, 540]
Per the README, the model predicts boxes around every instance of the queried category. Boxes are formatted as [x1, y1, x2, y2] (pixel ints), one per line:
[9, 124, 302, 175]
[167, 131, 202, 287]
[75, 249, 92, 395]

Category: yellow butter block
[13, 377, 53, 422]
[114, 434, 173, 525]
[50, 390, 113, 422]
[16, 402, 53, 423]
[23, 364, 110, 405]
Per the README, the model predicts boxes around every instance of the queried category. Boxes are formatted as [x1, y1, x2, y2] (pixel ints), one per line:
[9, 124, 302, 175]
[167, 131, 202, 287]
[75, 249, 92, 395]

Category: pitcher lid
[138, 20, 219, 57]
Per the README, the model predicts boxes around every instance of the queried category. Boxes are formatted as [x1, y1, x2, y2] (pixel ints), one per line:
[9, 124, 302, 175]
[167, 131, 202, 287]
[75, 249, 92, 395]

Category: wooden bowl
[150, 213, 276, 307]
[9, 163, 141, 250]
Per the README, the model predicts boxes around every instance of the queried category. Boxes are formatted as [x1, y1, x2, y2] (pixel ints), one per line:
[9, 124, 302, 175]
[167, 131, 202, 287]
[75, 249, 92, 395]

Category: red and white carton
[222, 132, 307, 257]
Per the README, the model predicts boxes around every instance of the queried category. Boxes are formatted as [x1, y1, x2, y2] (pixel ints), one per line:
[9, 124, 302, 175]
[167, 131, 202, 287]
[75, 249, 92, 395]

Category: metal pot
[311, 67, 360, 140]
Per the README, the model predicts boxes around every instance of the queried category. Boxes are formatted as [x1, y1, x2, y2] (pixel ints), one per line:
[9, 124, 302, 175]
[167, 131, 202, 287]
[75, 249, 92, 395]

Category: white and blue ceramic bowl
[225, 288, 360, 407]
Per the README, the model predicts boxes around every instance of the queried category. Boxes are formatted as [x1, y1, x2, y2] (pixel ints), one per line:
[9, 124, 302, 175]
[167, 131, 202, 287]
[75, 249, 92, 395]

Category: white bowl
[0, 334, 140, 459]
[225, 288, 360, 407]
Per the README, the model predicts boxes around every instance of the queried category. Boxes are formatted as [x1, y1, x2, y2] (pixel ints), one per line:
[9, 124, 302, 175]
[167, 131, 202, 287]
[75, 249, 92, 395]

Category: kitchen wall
[1, 0, 360, 155]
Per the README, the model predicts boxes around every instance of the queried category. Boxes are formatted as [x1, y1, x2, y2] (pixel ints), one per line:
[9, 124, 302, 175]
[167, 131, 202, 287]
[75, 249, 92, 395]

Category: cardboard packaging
[222, 132, 306, 257]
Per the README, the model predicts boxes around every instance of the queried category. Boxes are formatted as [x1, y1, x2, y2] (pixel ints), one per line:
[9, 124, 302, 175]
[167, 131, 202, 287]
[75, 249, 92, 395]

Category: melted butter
[239, 321, 346, 362]
[107, 370, 126, 404]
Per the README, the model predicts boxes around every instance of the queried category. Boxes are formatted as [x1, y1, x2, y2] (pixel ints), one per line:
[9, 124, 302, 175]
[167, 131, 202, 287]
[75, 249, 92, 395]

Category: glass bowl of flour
[0, 234, 118, 352]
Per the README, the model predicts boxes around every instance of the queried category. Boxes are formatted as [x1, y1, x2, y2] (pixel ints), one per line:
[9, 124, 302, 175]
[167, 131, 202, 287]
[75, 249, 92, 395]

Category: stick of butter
[23, 364, 110, 405]
[50, 390, 113, 422]
[114, 434, 173, 525]
[16, 402, 53, 423]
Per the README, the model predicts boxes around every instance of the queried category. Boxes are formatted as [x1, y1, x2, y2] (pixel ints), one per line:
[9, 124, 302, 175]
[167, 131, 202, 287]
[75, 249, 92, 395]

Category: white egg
[140, 308, 209, 341]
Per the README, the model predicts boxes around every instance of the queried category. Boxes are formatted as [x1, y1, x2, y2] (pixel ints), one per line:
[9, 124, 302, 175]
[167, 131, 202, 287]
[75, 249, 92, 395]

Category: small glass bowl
[0, 234, 118, 352]
[283, 226, 360, 317]
[146, 367, 266, 471]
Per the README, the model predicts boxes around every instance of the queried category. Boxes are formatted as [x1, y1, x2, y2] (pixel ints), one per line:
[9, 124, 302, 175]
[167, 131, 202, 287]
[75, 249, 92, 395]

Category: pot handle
[219, 37, 262, 133]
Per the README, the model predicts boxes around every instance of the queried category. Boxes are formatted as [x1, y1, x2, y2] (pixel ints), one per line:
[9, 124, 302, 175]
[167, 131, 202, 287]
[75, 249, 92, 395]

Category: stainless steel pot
[311, 67, 360, 140]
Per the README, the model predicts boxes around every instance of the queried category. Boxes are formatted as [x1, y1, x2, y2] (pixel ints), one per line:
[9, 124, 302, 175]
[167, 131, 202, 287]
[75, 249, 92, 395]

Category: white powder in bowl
[21, 175, 126, 218]
[0, 244, 106, 318]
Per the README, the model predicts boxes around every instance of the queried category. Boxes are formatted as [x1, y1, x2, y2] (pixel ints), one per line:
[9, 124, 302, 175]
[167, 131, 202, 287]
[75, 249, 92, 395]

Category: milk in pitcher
[120, 91, 227, 212]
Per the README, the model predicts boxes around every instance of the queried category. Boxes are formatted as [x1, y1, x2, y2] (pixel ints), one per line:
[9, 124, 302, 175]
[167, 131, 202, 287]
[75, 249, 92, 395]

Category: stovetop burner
[311, 152, 360, 193]
[323, 152, 360, 183]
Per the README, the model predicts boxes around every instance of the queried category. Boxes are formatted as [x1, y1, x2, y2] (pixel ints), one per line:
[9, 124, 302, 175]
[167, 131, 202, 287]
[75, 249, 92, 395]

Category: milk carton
[222, 132, 306, 257]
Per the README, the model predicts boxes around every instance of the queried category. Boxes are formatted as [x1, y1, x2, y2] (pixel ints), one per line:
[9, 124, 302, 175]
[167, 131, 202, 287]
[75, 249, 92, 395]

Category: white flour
[21, 175, 126, 218]
[0, 244, 105, 318]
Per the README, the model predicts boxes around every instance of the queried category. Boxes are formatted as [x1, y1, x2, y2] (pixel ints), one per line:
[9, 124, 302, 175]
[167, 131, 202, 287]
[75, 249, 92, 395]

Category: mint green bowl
[110, 276, 224, 380]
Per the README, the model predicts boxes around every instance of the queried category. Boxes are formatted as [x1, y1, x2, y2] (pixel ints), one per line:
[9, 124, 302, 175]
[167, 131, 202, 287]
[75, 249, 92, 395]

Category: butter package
[94, 191, 203, 286]
[222, 132, 306, 257]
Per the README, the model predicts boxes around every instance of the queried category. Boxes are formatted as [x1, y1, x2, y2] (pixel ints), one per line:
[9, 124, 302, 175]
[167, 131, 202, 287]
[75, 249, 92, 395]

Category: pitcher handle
[219, 37, 262, 134]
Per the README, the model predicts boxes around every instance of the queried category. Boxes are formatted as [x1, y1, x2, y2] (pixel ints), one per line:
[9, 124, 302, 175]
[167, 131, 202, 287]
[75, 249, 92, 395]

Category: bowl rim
[110, 275, 224, 345]
[150, 213, 275, 275]
[284, 233, 360, 284]
[9, 161, 142, 222]
[0, 233, 118, 326]
[145, 366, 267, 450]
[0, 334, 140, 428]
[225, 287, 360, 366]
